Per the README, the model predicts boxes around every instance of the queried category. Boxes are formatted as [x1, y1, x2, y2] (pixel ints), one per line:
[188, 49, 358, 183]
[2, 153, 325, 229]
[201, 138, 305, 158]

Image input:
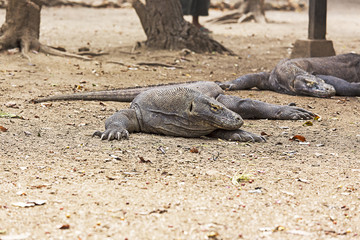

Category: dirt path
[1, 3, 360, 240]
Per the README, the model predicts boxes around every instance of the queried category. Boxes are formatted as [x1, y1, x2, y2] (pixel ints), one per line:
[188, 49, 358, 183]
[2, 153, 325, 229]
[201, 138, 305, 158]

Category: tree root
[207, 0, 267, 24]
[39, 44, 91, 60]
[0, 37, 91, 62]
[207, 10, 266, 24]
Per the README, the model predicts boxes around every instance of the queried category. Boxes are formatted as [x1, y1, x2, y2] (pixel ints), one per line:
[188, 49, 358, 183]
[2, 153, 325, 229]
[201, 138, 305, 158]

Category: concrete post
[290, 0, 335, 58]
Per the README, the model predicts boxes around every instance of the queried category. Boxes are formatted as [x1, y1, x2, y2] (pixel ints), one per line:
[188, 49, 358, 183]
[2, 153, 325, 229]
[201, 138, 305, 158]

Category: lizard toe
[116, 132, 121, 140]
[280, 107, 315, 120]
[244, 132, 255, 142]
[97, 129, 130, 141]
[120, 130, 129, 139]
[115, 131, 129, 140]
[107, 132, 115, 141]
[101, 133, 108, 140]
[220, 129, 265, 142]
[92, 130, 102, 138]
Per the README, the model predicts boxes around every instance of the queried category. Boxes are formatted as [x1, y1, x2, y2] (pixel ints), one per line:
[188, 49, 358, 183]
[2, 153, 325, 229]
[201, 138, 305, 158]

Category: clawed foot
[217, 82, 233, 91]
[209, 129, 266, 142]
[93, 128, 129, 141]
[276, 106, 315, 120]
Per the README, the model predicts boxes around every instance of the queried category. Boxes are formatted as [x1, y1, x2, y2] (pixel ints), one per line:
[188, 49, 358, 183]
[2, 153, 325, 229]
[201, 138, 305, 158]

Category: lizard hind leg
[316, 75, 360, 96]
[217, 72, 270, 91]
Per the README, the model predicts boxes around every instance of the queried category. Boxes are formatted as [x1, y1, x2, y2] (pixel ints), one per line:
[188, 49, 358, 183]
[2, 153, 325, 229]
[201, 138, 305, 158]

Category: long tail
[32, 87, 153, 103]
[32, 81, 198, 103]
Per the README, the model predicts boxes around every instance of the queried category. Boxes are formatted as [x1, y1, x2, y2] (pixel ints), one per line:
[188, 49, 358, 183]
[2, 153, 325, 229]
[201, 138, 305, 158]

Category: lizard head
[189, 96, 244, 130]
[294, 74, 336, 98]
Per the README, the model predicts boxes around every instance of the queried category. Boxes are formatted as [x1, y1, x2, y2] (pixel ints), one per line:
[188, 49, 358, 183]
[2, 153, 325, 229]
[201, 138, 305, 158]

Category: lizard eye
[210, 104, 221, 112]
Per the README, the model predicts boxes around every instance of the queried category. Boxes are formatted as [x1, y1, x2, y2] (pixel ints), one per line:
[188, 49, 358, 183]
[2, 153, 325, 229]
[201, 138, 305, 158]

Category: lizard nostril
[236, 116, 243, 124]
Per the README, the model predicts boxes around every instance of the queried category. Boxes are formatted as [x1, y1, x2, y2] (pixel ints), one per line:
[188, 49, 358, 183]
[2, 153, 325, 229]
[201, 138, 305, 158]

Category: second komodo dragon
[220, 53, 360, 97]
[34, 81, 314, 142]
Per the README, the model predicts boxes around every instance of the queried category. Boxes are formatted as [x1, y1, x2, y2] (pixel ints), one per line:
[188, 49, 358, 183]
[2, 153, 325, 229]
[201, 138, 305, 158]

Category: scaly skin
[35, 82, 315, 142]
[220, 53, 360, 97]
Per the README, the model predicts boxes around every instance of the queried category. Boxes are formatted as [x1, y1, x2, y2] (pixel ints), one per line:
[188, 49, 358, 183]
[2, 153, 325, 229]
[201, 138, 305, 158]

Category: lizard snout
[224, 112, 244, 130]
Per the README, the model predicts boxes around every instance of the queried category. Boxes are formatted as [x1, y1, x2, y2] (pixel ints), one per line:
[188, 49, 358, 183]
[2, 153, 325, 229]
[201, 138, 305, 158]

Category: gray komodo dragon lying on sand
[219, 53, 360, 97]
[34, 82, 314, 142]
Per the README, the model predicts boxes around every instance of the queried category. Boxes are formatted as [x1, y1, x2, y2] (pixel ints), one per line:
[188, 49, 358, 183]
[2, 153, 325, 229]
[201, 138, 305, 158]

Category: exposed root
[207, 0, 267, 24]
[39, 44, 91, 60]
[206, 10, 242, 24]
[207, 10, 266, 24]
[0, 37, 91, 62]
[77, 51, 109, 57]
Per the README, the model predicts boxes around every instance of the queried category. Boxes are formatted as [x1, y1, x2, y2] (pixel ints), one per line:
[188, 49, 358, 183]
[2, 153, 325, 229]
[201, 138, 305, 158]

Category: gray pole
[290, 0, 335, 58]
[308, 0, 327, 39]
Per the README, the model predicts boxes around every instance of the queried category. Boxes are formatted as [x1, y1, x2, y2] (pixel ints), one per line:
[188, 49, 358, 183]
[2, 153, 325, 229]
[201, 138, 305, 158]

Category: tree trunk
[208, 0, 267, 24]
[239, 0, 266, 23]
[132, 0, 233, 54]
[0, 0, 42, 54]
[0, 0, 89, 61]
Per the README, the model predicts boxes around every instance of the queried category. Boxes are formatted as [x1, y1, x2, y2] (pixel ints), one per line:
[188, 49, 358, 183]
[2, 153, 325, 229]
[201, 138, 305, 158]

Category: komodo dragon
[34, 81, 314, 142]
[219, 53, 360, 97]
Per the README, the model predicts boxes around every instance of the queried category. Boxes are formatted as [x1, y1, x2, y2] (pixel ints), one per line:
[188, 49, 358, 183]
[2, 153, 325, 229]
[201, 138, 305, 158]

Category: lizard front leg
[93, 109, 140, 141]
[216, 94, 314, 120]
[208, 129, 266, 142]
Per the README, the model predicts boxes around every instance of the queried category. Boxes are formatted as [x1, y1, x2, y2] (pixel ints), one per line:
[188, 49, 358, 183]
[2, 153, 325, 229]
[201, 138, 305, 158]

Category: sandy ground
[1, 1, 360, 239]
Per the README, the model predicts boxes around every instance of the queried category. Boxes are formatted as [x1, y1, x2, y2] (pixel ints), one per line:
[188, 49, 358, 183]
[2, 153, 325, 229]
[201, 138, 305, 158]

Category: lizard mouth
[210, 114, 244, 130]
[294, 75, 336, 98]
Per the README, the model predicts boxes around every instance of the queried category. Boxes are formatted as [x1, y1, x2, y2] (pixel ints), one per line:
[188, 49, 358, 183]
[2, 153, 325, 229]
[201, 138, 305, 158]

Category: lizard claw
[276, 106, 315, 120]
[217, 82, 233, 91]
[209, 129, 266, 142]
[233, 130, 266, 142]
[92, 129, 129, 141]
[92, 130, 103, 138]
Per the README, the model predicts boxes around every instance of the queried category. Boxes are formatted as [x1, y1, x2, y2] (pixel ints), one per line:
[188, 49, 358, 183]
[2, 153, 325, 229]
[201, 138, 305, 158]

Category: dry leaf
[5, 102, 19, 108]
[273, 225, 286, 232]
[297, 178, 310, 183]
[0, 126, 8, 132]
[40, 103, 52, 108]
[207, 231, 219, 238]
[12, 200, 46, 208]
[12, 202, 35, 208]
[190, 147, 199, 153]
[314, 114, 322, 121]
[0, 111, 23, 119]
[303, 121, 313, 126]
[138, 156, 152, 163]
[59, 224, 70, 230]
[290, 135, 306, 142]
